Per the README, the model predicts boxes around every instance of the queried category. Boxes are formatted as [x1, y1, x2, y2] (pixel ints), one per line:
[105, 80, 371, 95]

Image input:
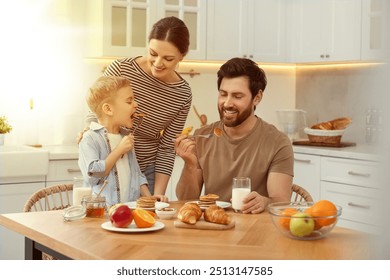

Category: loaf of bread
[204, 205, 231, 225]
[311, 117, 352, 130]
[177, 203, 202, 224]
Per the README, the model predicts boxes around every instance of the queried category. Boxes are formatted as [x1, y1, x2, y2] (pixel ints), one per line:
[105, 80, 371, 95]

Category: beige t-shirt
[195, 117, 294, 202]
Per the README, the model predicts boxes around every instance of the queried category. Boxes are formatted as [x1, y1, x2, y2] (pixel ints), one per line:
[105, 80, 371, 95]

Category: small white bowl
[155, 208, 176, 220]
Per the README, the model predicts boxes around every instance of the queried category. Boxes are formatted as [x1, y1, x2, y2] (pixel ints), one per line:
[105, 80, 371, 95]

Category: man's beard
[219, 105, 252, 127]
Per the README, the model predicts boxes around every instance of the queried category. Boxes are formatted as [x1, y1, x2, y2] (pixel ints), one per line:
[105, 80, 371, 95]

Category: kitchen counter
[293, 143, 381, 162]
[41, 143, 381, 162]
[43, 145, 79, 160]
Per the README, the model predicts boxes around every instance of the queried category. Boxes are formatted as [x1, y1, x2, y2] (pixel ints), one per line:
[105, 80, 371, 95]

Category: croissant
[204, 205, 231, 225]
[177, 203, 202, 224]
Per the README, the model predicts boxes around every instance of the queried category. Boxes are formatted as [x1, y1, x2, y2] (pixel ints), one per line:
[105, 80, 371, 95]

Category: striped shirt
[103, 57, 192, 176]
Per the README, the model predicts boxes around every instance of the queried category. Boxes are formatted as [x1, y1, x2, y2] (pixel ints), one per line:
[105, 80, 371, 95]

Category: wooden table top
[0, 201, 378, 260]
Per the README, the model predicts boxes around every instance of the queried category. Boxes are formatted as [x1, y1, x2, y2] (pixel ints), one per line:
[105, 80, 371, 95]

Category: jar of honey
[81, 195, 106, 218]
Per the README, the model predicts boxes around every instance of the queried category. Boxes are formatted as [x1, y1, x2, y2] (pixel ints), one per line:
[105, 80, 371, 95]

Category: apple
[108, 203, 124, 216]
[109, 205, 133, 228]
[289, 212, 315, 237]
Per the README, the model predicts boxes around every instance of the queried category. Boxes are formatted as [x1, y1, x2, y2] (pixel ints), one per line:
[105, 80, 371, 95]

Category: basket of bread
[304, 117, 352, 144]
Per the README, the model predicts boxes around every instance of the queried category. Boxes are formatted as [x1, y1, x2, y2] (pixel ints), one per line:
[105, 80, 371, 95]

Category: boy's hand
[118, 134, 135, 155]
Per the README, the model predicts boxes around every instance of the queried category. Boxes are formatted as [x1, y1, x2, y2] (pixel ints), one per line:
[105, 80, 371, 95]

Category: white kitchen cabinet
[85, 0, 206, 60]
[361, 0, 388, 61]
[320, 157, 380, 233]
[206, 0, 287, 62]
[46, 159, 82, 186]
[291, 0, 362, 63]
[0, 178, 45, 260]
[293, 153, 321, 201]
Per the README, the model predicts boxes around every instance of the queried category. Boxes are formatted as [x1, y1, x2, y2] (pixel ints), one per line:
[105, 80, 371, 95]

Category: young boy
[78, 76, 151, 206]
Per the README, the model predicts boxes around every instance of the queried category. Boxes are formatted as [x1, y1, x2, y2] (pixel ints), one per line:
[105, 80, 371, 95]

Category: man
[174, 57, 294, 214]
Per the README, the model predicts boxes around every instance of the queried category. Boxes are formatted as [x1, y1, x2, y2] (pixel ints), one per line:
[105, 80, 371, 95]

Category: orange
[307, 200, 337, 227]
[132, 209, 156, 228]
[278, 208, 298, 230]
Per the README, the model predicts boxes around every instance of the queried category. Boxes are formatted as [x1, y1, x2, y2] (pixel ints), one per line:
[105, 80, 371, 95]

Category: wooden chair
[23, 184, 73, 260]
[291, 184, 313, 203]
[23, 184, 73, 212]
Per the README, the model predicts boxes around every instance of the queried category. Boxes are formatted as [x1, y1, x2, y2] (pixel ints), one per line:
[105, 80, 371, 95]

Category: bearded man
[174, 57, 294, 214]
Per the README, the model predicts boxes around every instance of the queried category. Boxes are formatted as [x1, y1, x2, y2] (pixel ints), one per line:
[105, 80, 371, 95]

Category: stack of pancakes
[136, 197, 157, 208]
[198, 194, 219, 208]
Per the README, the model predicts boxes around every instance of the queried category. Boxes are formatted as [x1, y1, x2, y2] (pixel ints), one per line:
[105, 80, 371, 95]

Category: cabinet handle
[320, 54, 325, 58]
[347, 202, 371, 209]
[325, 54, 330, 58]
[67, 168, 81, 173]
[294, 158, 311, 164]
[249, 55, 253, 58]
[243, 54, 247, 58]
[348, 171, 371, 177]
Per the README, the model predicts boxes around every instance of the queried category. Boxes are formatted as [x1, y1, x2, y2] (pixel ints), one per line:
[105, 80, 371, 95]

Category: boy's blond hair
[87, 76, 131, 118]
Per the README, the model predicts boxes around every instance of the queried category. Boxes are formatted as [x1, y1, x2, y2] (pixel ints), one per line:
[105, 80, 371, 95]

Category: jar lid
[63, 205, 86, 221]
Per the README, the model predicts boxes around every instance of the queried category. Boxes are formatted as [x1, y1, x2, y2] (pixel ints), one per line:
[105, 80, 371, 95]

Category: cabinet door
[207, 0, 287, 62]
[292, 0, 362, 63]
[321, 181, 380, 233]
[361, 0, 387, 61]
[206, 0, 248, 60]
[86, 0, 157, 57]
[293, 153, 321, 201]
[46, 160, 82, 185]
[158, 0, 207, 60]
[248, 0, 287, 62]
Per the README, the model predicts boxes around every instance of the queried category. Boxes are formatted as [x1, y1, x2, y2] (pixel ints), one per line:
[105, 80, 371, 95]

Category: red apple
[109, 205, 133, 228]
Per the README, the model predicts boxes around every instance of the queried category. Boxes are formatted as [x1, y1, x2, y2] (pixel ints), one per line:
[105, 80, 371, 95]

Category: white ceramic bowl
[155, 208, 176, 220]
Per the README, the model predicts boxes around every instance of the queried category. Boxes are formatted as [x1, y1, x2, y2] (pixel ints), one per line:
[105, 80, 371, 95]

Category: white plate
[101, 221, 165, 233]
[186, 201, 232, 210]
[124, 201, 169, 211]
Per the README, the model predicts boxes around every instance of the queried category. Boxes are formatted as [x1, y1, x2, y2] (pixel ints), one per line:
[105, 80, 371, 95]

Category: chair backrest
[23, 184, 73, 212]
[291, 184, 313, 203]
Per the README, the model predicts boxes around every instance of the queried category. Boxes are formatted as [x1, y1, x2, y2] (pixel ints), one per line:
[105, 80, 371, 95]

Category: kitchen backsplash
[296, 64, 388, 144]
[1, 59, 387, 146]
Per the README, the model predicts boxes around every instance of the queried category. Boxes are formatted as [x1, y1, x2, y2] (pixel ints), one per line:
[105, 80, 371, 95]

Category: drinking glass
[72, 176, 91, 206]
[232, 177, 251, 212]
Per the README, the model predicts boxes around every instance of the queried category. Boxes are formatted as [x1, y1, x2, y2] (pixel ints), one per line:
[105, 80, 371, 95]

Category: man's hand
[174, 134, 197, 167]
[241, 191, 269, 214]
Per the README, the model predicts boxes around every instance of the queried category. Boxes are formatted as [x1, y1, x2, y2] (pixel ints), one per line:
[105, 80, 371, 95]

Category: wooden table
[0, 201, 377, 260]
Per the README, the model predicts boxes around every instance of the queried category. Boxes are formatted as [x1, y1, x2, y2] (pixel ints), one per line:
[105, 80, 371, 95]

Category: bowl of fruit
[267, 200, 342, 240]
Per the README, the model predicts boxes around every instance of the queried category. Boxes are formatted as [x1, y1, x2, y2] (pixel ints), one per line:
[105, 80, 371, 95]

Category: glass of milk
[232, 177, 251, 212]
[72, 176, 91, 206]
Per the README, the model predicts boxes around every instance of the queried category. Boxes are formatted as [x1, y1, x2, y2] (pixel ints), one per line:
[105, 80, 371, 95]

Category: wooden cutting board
[293, 140, 356, 148]
[174, 220, 235, 230]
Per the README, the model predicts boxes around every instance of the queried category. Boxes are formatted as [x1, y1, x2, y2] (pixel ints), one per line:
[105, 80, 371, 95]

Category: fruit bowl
[267, 201, 342, 240]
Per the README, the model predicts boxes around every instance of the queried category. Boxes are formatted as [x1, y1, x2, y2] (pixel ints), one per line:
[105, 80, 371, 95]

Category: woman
[86, 17, 192, 202]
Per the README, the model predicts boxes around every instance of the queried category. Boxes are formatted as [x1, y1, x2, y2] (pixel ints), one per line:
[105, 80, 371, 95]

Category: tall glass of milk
[73, 176, 92, 206]
[232, 177, 251, 212]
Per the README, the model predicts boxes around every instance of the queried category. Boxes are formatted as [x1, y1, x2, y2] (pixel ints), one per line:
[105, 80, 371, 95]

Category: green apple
[289, 212, 315, 237]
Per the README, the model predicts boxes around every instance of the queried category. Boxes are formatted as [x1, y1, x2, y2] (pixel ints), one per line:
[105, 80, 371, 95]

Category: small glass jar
[81, 195, 106, 218]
